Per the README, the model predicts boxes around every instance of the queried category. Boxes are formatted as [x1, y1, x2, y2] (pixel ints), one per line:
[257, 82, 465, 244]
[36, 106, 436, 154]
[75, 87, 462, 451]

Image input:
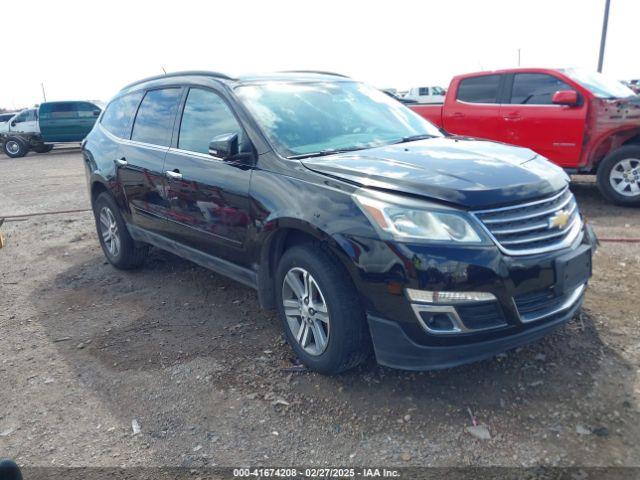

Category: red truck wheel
[597, 145, 640, 206]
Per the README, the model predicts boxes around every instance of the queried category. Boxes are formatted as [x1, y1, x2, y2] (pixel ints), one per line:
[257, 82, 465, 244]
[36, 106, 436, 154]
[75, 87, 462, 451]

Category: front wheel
[275, 244, 371, 374]
[3, 137, 29, 158]
[597, 146, 640, 206]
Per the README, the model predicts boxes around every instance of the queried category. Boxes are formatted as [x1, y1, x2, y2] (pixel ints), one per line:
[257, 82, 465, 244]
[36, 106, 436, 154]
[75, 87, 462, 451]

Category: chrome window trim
[99, 123, 168, 152]
[167, 147, 224, 162]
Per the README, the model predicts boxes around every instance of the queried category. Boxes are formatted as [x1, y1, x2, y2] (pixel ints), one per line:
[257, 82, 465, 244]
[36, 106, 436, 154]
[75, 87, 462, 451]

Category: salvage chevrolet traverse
[83, 71, 597, 374]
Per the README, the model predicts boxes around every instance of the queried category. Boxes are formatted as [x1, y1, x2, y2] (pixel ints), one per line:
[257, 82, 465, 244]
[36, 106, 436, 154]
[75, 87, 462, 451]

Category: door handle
[451, 112, 465, 118]
[165, 170, 183, 180]
[115, 157, 127, 166]
[503, 114, 521, 121]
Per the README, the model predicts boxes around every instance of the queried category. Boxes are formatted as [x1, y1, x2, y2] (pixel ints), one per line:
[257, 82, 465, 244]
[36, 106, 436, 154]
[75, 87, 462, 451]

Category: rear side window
[457, 75, 501, 103]
[418, 87, 429, 96]
[101, 92, 144, 138]
[510, 73, 573, 104]
[44, 103, 76, 119]
[76, 102, 101, 118]
[178, 88, 243, 155]
[131, 88, 181, 146]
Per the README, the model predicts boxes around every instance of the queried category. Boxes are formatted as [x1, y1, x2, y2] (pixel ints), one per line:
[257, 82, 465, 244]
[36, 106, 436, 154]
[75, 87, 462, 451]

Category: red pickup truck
[410, 68, 640, 205]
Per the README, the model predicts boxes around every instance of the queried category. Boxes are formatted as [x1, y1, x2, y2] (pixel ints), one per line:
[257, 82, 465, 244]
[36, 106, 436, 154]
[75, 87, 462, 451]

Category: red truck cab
[411, 68, 640, 205]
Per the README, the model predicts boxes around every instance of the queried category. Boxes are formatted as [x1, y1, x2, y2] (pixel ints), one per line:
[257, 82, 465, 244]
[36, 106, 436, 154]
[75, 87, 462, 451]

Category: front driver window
[178, 88, 244, 155]
[510, 74, 573, 105]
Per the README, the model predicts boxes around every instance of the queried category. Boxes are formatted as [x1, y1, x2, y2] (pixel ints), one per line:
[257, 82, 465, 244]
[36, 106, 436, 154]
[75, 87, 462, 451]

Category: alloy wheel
[5, 140, 20, 156]
[99, 207, 120, 258]
[609, 158, 640, 197]
[282, 267, 330, 356]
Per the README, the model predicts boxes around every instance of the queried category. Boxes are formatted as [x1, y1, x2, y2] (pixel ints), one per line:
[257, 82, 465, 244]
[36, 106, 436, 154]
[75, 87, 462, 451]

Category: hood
[301, 137, 569, 209]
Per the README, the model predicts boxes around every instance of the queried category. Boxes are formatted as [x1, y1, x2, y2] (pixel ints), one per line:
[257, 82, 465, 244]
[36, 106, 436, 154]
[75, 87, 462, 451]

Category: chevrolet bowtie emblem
[548, 210, 570, 229]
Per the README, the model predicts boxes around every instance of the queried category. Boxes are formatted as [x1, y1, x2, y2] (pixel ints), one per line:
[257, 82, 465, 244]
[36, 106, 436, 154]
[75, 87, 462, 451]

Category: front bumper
[368, 283, 584, 370]
[347, 223, 597, 370]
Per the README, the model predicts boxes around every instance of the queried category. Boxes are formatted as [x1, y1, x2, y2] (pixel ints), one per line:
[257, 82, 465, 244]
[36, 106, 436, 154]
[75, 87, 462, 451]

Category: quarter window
[457, 75, 501, 103]
[510, 74, 573, 104]
[101, 92, 144, 138]
[178, 88, 243, 155]
[131, 88, 181, 147]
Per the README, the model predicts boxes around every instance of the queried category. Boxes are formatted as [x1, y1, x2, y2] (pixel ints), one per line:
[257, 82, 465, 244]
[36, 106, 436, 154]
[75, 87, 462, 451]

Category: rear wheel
[93, 192, 148, 269]
[3, 137, 28, 158]
[33, 144, 54, 153]
[597, 146, 640, 206]
[275, 243, 370, 374]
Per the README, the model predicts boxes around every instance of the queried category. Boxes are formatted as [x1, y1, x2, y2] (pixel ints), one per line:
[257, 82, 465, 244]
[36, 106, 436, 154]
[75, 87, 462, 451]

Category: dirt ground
[0, 149, 639, 469]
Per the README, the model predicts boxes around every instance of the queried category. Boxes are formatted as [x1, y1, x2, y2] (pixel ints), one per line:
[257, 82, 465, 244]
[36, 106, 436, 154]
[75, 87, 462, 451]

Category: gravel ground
[0, 150, 639, 468]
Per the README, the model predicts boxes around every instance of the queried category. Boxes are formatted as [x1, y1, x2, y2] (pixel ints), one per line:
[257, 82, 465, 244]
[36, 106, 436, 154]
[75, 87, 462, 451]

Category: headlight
[353, 190, 486, 243]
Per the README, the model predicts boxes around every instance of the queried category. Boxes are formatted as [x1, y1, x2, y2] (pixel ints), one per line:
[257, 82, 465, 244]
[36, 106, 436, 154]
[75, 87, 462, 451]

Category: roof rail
[121, 70, 235, 91]
[279, 70, 350, 78]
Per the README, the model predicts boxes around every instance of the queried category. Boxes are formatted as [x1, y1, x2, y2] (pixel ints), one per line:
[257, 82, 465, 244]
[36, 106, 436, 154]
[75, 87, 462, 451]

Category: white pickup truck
[403, 86, 446, 104]
[1, 101, 101, 157]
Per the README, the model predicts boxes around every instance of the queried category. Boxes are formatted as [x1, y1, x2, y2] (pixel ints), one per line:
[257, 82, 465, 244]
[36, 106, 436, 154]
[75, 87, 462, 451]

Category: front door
[498, 73, 586, 167]
[117, 87, 182, 236]
[162, 87, 253, 266]
[10, 109, 38, 134]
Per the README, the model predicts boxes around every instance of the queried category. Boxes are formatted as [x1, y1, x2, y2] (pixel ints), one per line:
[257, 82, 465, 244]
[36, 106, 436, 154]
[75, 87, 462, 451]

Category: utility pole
[40, 83, 47, 102]
[597, 0, 611, 72]
[517, 48, 521, 67]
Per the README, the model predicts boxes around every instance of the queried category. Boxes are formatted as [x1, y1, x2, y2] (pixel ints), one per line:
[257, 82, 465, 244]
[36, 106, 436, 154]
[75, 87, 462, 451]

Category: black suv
[83, 71, 597, 374]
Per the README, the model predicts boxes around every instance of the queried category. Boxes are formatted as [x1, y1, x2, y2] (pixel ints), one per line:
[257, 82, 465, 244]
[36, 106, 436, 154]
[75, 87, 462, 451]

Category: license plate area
[555, 245, 592, 294]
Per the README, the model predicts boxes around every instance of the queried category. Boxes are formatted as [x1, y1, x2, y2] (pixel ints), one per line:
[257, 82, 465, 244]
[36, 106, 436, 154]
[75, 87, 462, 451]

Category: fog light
[421, 311, 457, 332]
[406, 288, 496, 304]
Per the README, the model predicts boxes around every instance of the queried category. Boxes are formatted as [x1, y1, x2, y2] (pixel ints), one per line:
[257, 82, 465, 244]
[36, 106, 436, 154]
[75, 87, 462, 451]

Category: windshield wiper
[393, 134, 436, 144]
[287, 146, 367, 159]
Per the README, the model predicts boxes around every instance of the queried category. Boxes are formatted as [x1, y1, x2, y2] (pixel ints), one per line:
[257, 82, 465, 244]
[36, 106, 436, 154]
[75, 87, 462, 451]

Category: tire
[596, 145, 640, 206]
[275, 243, 371, 374]
[2, 137, 28, 158]
[93, 192, 148, 269]
[33, 144, 54, 153]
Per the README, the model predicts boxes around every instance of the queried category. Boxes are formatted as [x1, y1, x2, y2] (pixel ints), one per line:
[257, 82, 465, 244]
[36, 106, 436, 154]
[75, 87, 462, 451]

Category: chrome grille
[472, 187, 582, 255]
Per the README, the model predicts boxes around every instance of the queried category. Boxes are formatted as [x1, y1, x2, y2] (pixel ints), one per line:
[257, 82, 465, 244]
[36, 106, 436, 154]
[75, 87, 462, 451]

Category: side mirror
[552, 90, 579, 106]
[10, 121, 16, 127]
[209, 133, 238, 160]
[93, 110, 100, 117]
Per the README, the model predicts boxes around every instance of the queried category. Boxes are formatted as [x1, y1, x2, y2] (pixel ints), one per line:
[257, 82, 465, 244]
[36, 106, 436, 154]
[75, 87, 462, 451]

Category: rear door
[162, 87, 254, 265]
[74, 102, 102, 139]
[443, 74, 504, 140]
[39, 102, 101, 142]
[498, 73, 586, 166]
[117, 87, 182, 235]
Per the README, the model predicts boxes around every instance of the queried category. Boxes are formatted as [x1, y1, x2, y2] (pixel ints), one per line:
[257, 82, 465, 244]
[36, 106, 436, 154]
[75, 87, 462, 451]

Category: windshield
[235, 81, 442, 157]
[562, 68, 636, 99]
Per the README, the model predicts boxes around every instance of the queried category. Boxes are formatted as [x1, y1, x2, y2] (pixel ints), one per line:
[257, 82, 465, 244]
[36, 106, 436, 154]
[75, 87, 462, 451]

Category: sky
[1, 0, 637, 109]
